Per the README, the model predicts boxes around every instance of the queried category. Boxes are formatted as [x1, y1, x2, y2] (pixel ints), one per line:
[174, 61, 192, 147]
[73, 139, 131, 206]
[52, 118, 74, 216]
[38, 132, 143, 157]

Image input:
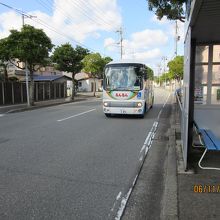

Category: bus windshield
[104, 64, 144, 91]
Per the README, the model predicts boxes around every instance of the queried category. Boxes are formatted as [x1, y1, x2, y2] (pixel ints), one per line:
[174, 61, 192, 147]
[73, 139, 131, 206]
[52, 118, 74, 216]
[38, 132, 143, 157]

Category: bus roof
[106, 60, 146, 66]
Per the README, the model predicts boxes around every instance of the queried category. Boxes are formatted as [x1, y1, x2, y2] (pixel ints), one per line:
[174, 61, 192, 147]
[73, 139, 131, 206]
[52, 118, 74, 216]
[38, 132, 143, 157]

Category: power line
[35, 0, 114, 36]
[73, 0, 116, 29]
[30, 17, 97, 52]
[65, 0, 113, 31]
[0, 1, 97, 53]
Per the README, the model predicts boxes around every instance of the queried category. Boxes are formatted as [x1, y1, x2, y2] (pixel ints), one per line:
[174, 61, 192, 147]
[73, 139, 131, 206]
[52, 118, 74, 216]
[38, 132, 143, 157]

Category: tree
[147, 0, 186, 22]
[52, 43, 89, 100]
[0, 38, 10, 81]
[146, 66, 154, 80]
[5, 25, 53, 106]
[83, 53, 110, 96]
[167, 56, 184, 81]
[103, 56, 113, 65]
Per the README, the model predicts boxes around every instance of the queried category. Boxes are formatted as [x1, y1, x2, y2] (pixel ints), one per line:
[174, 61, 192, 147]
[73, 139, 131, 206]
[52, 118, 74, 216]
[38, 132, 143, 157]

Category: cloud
[0, 11, 23, 38]
[104, 28, 168, 64]
[123, 48, 162, 63]
[104, 38, 119, 51]
[128, 29, 168, 50]
[151, 15, 169, 25]
[0, 0, 122, 45]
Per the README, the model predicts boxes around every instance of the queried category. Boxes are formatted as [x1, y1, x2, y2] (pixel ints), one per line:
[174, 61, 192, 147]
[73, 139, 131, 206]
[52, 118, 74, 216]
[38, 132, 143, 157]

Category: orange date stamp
[193, 185, 220, 193]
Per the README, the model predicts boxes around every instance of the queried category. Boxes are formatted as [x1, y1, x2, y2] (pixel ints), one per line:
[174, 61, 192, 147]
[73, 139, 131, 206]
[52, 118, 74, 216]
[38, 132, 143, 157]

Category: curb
[6, 98, 87, 113]
[161, 100, 178, 220]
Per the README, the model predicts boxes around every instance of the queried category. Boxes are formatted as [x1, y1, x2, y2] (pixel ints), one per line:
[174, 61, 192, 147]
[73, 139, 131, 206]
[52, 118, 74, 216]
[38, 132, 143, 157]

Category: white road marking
[57, 109, 96, 122]
[116, 192, 122, 200]
[115, 175, 138, 220]
[0, 114, 5, 117]
[109, 191, 122, 216]
[112, 93, 171, 220]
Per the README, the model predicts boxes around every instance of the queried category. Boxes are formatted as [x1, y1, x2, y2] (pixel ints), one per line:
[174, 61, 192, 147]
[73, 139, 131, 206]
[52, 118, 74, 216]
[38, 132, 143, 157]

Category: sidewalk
[122, 96, 220, 220]
[0, 92, 102, 114]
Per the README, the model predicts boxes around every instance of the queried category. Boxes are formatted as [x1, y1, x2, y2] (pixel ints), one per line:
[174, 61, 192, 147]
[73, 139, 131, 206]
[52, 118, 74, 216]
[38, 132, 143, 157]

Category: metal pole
[2, 82, 5, 105]
[120, 28, 123, 60]
[25, 61, 30, 106]
[22, 14, 30, 106]
[22, 13, 24, 26]
[116, 27, 123, 59]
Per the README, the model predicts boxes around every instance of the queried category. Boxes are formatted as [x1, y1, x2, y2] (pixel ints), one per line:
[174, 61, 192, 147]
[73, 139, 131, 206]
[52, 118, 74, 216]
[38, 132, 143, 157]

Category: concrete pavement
[0, 88, 169, 219]
[122, 94, 220, 220]
[1, 88, 219, 219]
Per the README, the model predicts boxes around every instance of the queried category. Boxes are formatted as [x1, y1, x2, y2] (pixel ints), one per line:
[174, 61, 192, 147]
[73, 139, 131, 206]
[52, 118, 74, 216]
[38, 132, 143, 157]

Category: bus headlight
[137, 102, 142, 107]
[103, 102, 108, 107]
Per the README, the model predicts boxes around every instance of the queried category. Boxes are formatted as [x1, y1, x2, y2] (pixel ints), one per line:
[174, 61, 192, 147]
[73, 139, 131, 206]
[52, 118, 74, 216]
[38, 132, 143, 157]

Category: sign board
[194, 86, 203, 104]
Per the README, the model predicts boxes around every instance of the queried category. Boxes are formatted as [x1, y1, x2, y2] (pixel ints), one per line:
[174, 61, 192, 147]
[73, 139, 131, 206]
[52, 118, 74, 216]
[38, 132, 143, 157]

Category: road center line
[57, 108, 96, 122]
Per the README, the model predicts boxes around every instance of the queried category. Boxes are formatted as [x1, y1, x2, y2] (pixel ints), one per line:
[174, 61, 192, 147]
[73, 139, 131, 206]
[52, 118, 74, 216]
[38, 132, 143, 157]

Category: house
[75, 72, 103, 92]
[5, 62, 63, 81]
[20, 75, 72, 100]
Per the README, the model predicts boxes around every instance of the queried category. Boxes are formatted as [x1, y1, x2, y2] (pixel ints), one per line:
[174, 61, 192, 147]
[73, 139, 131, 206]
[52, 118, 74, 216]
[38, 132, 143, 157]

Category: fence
[0, 82, 67, 105]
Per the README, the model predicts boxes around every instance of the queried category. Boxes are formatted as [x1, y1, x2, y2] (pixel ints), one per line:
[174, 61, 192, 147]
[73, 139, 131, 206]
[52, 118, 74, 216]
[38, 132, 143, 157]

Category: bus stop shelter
[182, 0, 220, 170]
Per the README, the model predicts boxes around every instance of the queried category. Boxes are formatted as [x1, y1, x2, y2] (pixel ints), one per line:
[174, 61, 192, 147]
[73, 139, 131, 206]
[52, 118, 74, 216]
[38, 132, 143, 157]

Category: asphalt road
[0, 88, 170, 220]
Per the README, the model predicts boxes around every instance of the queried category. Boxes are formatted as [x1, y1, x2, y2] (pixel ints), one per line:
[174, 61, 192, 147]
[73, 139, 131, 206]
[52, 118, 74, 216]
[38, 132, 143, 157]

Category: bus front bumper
[103, 106, 144, 115]
[103, 100, 146, 115]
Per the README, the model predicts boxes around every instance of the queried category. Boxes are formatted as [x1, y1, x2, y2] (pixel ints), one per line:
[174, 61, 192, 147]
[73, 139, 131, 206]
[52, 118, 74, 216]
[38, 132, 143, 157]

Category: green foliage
[167, 56, 184, 80]
[7, 25, 53, 68]
[52, 43, 89, 99]
[52, 43, 89, 74]
[8, 76, 19, 81]
[82, 53, 108, 79]
[154, 76, 160, 84]
[146, 66, 154, 80]
[4, 25, 53, 105]
[103, 56, 113, 65]
[147, 0, 186, 22]
[82, 53, 112, 96]
[0, 38, 11, 81]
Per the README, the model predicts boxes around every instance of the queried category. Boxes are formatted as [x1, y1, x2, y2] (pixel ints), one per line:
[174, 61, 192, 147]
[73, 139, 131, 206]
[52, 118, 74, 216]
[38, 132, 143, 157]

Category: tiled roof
[20, 75, 72, 82]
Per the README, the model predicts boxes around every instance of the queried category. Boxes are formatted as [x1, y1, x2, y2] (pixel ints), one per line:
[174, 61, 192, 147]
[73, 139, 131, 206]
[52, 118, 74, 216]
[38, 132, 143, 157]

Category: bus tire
[105, 113, 111, 117]
[150, 97, 154, 108]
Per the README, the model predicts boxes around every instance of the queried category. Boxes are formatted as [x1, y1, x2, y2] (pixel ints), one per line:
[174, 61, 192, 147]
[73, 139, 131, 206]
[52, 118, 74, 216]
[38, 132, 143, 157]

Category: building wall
[78, 78, 102, 92]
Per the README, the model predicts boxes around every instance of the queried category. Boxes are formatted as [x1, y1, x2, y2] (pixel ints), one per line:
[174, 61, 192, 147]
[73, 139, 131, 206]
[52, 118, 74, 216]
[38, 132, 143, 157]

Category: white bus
[103, 60, 154, 117]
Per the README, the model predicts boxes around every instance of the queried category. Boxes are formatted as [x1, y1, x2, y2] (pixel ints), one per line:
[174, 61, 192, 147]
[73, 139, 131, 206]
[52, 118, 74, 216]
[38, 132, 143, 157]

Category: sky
[0, 0, 184, 75]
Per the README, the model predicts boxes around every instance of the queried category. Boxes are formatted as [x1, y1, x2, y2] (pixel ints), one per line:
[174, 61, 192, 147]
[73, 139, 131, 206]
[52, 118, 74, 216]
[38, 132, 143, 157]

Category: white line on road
[0, 114, 5, 117]
[57, 109, 96, 122]
[114, 93, 171, 219]
[115, 175, 138, 220]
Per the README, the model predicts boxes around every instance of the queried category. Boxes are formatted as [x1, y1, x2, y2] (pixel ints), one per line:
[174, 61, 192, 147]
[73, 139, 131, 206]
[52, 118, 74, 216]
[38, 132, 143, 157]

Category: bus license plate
[120, 109, 126, 114]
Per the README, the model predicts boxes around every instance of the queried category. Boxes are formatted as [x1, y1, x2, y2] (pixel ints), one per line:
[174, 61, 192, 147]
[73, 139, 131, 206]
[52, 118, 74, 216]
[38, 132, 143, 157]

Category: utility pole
[22, 12, 36, 107]
[116, 27, 123, 59]
[175, 20, 180, 57]
[22, 12, 30, 106]
[157, 63, 162, 87]
[162, 56, 167, 73]
[162, 56, 168, 87]
[0, 2, 36, 106]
